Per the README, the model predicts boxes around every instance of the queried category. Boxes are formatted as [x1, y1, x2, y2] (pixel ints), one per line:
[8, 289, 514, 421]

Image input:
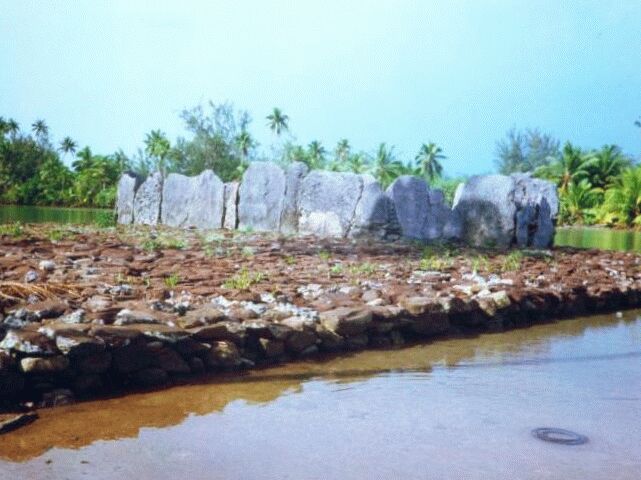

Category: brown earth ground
[1, 223, 640, 414]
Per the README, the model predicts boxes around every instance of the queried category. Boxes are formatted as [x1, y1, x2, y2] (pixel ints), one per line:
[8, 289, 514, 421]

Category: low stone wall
[1, 284, 638, 409]
[116, 163, 559, 248]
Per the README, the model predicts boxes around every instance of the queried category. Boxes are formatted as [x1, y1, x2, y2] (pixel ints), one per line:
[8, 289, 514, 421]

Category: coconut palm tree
[6, 119, 19, 138]
[602, 166, 641, 226]
[347, 153, 369, 174]
[584, 145, 631, 190]
[415, 142, 445, 183]
[371, 143, 402, 188]
[559, 179, 600, 225]
[58, 136, 78, 161]
[334, 139, 351, 165]
[235, 130, 255, 160]
[535, 142, 590, 193]
[307, 140, 326, 170]
[266, 108, 289, 136]
[144, 129, 171, 175]
[31, 119, 49, 141]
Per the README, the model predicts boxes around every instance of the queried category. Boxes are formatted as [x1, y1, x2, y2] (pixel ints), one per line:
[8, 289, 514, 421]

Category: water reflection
[555, 226, 641, 252]
[0, 310, 638, 463]
[0, 205, 108, 225]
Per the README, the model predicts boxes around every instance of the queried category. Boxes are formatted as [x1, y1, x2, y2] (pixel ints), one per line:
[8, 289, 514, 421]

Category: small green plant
[283, 255, 297, 265]
[471, 255, 490, 273]
[329, 263, 344, 276]
[159, 236, 187, 250]
[241, 246, 255, 257]
[348, 262, 377, 276]
[164, 273, 181, 288]
[419, 256, 452, 271]
[318, 250, 331, 261]
[500, 251, 523, 272]
[143, 276, 151, 288]
[141, 238, 160, 252]
[223, 268, 265, 290]
[0, 222, 23, 237]
[48, 228, 71, 241]
[93, 211, 116, 228]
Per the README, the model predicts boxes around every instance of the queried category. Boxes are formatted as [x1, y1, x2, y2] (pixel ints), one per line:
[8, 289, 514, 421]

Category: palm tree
[371, 143, 402, 188]
[266, 108, 289, 136]
[235, 130, 255, 160]
[6, 119, 19, 138]
[415, 142, 445, 183]
[602, 166, 641, 226]
[31, 119, 49, 140]
[0, 117, 6, 136]
[72, 146, 94, 171]
[535, 142, 590, 193]
[334, 139, 351, 165]
[584, 145, 630, 190]
[58, 136, 78, 160]
[144, 129, 171, 175]
[307, 140, 326, 170]
[559, 179, 599, 225]
[347, 153, 369, 174]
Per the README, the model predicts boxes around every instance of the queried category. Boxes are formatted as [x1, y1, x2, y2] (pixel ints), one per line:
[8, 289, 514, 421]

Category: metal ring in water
[531, 427, 588, 445]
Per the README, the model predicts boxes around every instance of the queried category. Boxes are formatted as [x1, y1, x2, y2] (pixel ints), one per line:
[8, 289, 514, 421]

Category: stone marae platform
[1, 224, 640, 412]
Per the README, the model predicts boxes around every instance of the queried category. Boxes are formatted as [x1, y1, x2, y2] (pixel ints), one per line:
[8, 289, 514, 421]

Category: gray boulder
[238, 162, 286, 231]
[223, 181, 240, 230]
[298, 170, 363, 237]
[279, 162, 309, 234]
[512, 173, 558, 248]
[116, 173, 141, 224]
[161, 170, 224, 229]
[350, 174, 401, 239]
[452, 175, 517, 248]
[133, 172, 163, 225]
[386, 176, 457, 241]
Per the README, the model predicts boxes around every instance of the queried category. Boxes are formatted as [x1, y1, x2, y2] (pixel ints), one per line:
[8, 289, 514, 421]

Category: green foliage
[559, 179, 600, 225]
[93, 210, 116, 228]
[500, 251, 523, 272]
[164, 273, 181, 288]
[415, 142, 445, 183]
[223, 268, 265, 290]
[495, 128, 560, 174]
[471, 255, 490, 273]
[0, 221, 24, 237]
[419, 246, 454, 271]
[347, 262, 377, 276]
[600, 166, 641, 227]
[318, 250, 331, 261]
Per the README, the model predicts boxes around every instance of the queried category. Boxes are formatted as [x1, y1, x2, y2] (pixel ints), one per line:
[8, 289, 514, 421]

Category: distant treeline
[1, 106, 639, 226]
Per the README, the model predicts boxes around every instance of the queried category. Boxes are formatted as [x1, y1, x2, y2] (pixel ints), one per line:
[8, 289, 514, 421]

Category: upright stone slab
[133, 172, 163, 226]
[223, 181, 239, 230]
[350, 174, 401, 239]
[298, 171, 364, 237]
[238, 162, 287, 231]
[161, 170, 224, 229]
[386, 176, 456, 241]
[512, 174, 558, 248]
[452, 175, 517, 248]
[116, 173, 140, 224]
[279, 162, 309, 234]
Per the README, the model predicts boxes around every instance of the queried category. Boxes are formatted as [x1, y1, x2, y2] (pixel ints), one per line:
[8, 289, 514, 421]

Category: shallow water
[555, 226, 641, 252]
[0, 205, 109, 224]
[1, 311, 640, 479]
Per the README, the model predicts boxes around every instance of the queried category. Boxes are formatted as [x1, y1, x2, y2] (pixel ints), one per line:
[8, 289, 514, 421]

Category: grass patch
[0, 222, 23, 237]
[471, 255, 490, 273]
[318, 250, 331, 262]
[500, 251, 523, 272]
[283, 255, 297, 266]
[93, 211, 116, 228]
[163, 273, 181, 288]
[222, 268, 265, 290]
[418, 245, 454, 271]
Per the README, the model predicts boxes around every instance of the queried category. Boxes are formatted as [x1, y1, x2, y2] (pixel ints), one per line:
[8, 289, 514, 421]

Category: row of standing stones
[116, 162, 559, 248]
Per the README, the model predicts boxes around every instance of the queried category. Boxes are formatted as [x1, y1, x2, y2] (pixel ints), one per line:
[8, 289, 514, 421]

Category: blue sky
[1, 0, 640, 176]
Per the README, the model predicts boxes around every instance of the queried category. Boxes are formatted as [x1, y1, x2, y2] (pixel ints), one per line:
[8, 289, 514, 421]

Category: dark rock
[75, 351, 112, 374]
[0, 330, 58, 355]
[20, 356, 70, 374]
[55, 333, 105, 357]
[206, 341, 242, 368]
[320, 307, 372, 337]
[73, 374, 103, 394]
[189, 321, 246, 345]
[134, 367, 168, 387]
[149, 347, 190, 374]
[258, 338, 285, 358]
[0, 412, 38, 434]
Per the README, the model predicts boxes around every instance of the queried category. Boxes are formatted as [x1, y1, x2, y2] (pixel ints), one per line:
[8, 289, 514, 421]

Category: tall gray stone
[386, 176, 456, 241]
[161, 170, 224, 229]
[133, 172, 163, 226]
[116, 173, 141, 224]
[298, 171, 363, 237]
[512, 174, 558, 248]
[223, 181, 239, 230]
[452, 175, 517, 248]
[350, 174, 401, 239]
[279, 162, 309, 234]
[238, 162, 287, 231]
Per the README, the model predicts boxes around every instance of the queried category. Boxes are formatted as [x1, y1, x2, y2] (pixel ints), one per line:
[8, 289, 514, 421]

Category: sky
[1, 0, 640, 176]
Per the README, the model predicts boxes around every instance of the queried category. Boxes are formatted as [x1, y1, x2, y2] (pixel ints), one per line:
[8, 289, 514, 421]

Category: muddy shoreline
[1, 224, 640, 413]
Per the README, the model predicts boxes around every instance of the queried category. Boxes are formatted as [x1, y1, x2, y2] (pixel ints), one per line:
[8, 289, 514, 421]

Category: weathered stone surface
[409, 313, 449, 336]
[320, 307, 372, 337]
[134, 367, 168, 386]
[0, 330, 57, 355]
[149, 347, 190, 374]
[238, 162, 286, 231]
[223, 181, 240, 230]
[161, 170, 224, 229]
[126, 324, 190, 343]
[114, 309, 164, 326]
[189, 321, 246, 345]
[258, 338, 285, 358]
[73, 374, 103, 393]
[55, 333, 105, 357]
[512, 174, 558, 248]
[285, 330, 317, 354]
[89, 326, 143, 348]
[279, 162, 309, 234]
[452, 175, 518, 248]
[0, 412, 37, 434]
[116, 172, 141, 224]
[20, 355, 70, 374]
[298, 170, 363, 237]
[350, 174, 401, 239]
[133, 171, 163, 225]
[179, 307, 226, 329]
[386, 176, 457, 241]
[112, 344, 153, 374]
[206, 341, 242, 368]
